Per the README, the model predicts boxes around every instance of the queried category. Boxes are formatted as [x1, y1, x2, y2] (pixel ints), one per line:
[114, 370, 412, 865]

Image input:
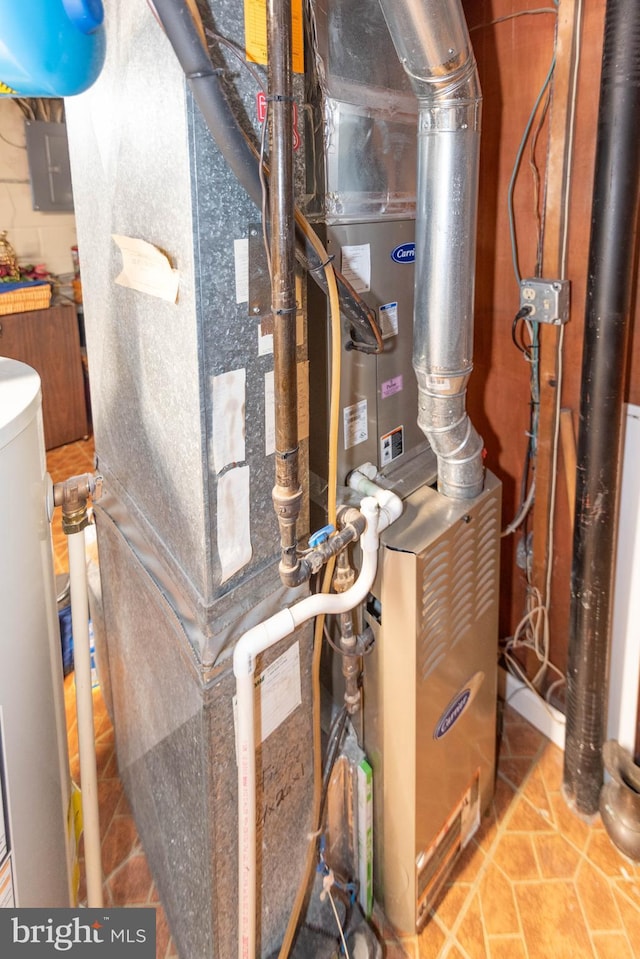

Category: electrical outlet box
[519, 278, 570, 325]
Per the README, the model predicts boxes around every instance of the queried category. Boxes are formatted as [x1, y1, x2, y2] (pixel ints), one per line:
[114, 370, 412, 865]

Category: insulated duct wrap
[378, 0, 484, 498]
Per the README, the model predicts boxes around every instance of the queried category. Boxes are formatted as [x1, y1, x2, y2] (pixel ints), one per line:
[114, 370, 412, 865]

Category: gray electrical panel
[25, 120, 74, 212]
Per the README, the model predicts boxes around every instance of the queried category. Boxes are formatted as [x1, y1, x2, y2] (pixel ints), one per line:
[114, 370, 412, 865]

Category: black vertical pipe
[563, 0, 640, 816]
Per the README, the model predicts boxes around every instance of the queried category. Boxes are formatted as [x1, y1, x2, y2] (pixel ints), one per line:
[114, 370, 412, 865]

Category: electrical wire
[501, 478, 536, 538]
[501, 585, 566, 706]
[277, 221, 342, 959]
[327, 887, 351, 959]
[503, 303, 537, 536]
[202, 26, 273, 277]
[259, 99, 272, 282]
[507, 52, 556, 285]
[500, 0, 585, 710]
[0, 130, 26, 150]
[528, 86, 552, 276]
[511, 306, 534, 358]
[319, 705, 349, 829]
[469, 8, 557, 33]
[515, 1, 583, 705]
[204, 27, 266, 92]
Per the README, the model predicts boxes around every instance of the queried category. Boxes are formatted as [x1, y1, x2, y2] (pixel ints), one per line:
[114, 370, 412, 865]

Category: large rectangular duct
[67, 0, 309, 665]
[66, 2, 314, 957]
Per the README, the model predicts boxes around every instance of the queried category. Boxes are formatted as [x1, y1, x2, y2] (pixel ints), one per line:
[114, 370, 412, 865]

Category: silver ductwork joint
[378, 0, 485, 498]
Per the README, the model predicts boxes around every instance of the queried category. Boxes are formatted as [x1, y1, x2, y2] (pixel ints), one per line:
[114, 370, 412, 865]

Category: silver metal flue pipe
[378, 0, 484, 498]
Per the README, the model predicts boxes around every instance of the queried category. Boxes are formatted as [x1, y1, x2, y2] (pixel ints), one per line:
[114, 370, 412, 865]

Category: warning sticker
[0, 81, 17, 95]
[379, 301, 398, 339]
[380, 425, 404, 465]
[343, 399, 368, 450]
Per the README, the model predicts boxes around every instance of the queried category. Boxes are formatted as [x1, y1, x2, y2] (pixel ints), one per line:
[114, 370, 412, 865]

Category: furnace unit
[365, 476, 500, 932]
[305, 0, 501, 935]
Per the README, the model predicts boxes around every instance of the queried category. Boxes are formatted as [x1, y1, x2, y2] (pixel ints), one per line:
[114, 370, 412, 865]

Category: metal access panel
[305, 0, 431, 518]
[363, 473, 501, 934]
[308, 218, 433, 518]
[25, 120, 74, 212]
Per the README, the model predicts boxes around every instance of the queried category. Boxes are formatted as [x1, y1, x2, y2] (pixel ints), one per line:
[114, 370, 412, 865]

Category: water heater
[0, 358, 72, 907]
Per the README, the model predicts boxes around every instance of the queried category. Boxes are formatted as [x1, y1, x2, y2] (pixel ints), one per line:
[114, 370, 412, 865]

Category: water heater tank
[0, 358, 72, 906]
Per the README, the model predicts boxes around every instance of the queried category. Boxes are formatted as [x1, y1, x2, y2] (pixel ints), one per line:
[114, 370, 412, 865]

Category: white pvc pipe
[233, 491, 402, 959]
[608, 405, 640, 754]
[68, 529, 104, 908]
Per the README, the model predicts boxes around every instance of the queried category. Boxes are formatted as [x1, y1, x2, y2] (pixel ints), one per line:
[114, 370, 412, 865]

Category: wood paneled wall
[464, 0, 638, 683]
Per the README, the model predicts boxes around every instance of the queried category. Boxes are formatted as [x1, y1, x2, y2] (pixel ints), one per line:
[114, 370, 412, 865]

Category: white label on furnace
[379, 301, 398, 338]
[234, 237, 249, 304]
[426, 373, 451, 392]
[211, 369, 246, 473]
[341, 244, 371, 294]
[344, 399, 368, 449]
[258, 323, 273, 356]
[233, 642, 302, 753]
[265, 370, 275, 455]
[217, 466, 252, 582]
[256, 642, 302, 742]
[264, 363, 310, 455]
[258, 310, 304, 357]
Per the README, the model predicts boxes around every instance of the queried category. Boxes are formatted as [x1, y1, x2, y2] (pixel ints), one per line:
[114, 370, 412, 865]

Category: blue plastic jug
[0, 0, 105, 97]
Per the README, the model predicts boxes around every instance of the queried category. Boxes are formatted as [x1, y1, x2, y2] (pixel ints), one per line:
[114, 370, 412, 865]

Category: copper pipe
[268, 0, 303, 581]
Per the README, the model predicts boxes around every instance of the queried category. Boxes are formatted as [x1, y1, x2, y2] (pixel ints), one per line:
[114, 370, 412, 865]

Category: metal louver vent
[419, 496, 500, 682]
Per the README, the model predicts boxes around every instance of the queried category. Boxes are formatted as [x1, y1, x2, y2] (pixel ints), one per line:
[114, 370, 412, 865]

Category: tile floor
[48, 437, 640, 959]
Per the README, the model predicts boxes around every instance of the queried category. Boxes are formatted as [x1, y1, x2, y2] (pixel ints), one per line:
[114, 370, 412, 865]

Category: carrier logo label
[390, 242, 415, 264]
[434, 672, 485, 740]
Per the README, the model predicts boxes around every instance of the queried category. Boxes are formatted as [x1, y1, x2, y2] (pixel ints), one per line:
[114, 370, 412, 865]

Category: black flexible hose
[150, 0, 263, 203]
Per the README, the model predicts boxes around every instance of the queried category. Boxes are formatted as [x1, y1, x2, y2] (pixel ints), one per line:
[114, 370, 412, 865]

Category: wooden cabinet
[0, 304, 89, 449]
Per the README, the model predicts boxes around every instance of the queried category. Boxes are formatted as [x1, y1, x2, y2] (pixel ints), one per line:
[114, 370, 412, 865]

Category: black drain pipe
[563, 0, 640, 817]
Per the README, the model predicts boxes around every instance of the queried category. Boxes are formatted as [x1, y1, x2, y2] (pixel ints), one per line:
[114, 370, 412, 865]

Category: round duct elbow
[418, 388, 484, 498]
